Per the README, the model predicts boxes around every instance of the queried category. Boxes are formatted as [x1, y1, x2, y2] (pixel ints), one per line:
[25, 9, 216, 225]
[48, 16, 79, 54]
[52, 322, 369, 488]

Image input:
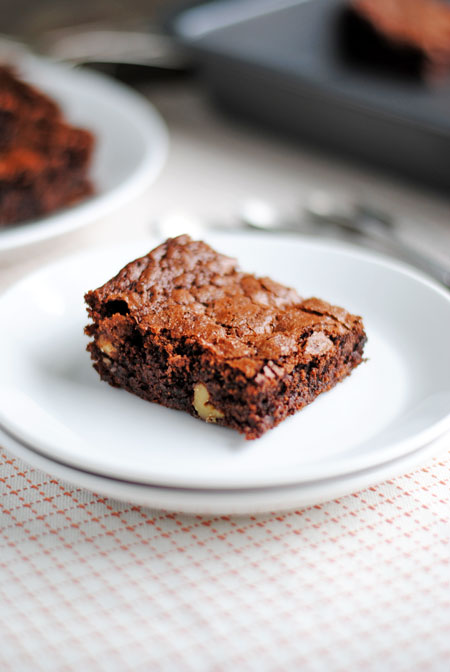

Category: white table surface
[0, 79, 449, 672]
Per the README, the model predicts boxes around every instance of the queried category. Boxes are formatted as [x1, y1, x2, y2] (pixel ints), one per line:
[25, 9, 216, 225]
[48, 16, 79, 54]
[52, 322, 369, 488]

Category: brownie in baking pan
[0, 65, 94, 226]
[85, 235, 366, 439]
[346, 0, 450, 77]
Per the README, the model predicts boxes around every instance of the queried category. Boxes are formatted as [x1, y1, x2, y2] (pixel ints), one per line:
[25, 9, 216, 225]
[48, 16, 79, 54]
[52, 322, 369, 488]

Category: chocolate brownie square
[0, 65, 94, 226]
[85, 236, 366, 439]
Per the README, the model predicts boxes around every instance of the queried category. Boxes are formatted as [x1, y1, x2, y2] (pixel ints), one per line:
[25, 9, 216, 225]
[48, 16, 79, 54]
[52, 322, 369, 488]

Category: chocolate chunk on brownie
[0, 65, 94, 226]
[85, 236, 367, 440]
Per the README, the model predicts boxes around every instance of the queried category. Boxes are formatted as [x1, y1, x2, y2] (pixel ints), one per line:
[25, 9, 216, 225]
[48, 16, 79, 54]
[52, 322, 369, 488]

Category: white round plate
[0, 51, 168, 252]
[0, 425, 447, 515]
[0, 233, 449, 489]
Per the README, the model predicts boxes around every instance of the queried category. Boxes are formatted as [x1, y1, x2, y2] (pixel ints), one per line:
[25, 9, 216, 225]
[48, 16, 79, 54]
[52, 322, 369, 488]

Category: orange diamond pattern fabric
[0, 443, 449, 671]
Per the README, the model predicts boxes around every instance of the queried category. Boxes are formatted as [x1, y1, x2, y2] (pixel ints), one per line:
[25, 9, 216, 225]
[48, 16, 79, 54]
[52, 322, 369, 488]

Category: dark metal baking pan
[172, 0, 450, 193]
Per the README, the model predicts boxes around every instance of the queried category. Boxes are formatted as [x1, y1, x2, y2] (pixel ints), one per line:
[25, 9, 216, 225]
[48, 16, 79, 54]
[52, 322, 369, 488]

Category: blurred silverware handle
[1, 29, 189, 70]
[305, 194, 450, 290]
[40, 29, 188, 69]
[385, 234, 450, 289]
[347, 211, 450, 289]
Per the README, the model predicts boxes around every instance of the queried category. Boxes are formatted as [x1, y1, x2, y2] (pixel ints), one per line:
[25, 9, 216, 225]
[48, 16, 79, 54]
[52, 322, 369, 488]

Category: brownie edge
[85, 236, 367, 439]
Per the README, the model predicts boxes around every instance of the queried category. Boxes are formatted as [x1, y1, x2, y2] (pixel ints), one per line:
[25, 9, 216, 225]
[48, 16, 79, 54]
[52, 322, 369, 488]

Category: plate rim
[1, 233, 450, 489]
[0, 52, 169, 252]
[0, 423, 447, 515]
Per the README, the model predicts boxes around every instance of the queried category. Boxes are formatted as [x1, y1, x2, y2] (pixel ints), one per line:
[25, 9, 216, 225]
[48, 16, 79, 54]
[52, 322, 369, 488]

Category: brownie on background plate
[0, 65, 94, 226]
[85, 235, 366, 440]
[348, 0, 450, 77]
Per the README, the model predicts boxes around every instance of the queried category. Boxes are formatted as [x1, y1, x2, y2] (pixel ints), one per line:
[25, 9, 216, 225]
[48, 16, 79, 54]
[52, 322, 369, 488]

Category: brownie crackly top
[85, 235, 363, 379]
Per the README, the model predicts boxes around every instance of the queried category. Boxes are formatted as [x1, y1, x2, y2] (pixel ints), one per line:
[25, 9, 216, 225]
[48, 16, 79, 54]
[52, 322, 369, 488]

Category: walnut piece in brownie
[85, 236, 367, 440]
[0, 65, 94, 226]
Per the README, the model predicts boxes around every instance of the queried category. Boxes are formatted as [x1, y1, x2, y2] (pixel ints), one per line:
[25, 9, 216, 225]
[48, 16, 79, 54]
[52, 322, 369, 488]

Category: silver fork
[240, 193, 450, 289]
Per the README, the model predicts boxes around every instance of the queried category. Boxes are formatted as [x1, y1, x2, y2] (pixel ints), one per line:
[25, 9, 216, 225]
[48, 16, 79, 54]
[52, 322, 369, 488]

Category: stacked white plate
[1, 233, 449, 514]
